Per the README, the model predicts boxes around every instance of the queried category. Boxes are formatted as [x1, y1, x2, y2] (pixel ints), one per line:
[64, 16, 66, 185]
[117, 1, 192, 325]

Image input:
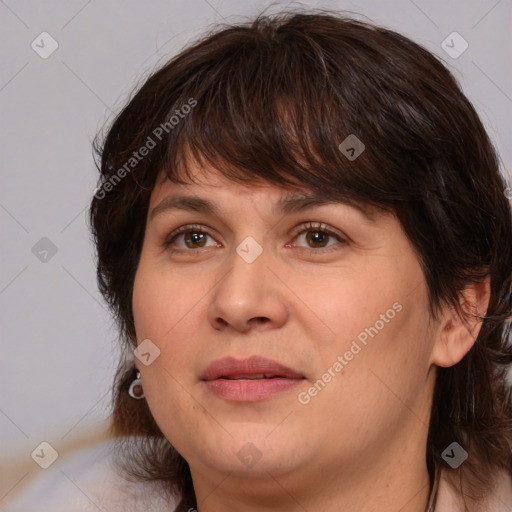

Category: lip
[200, 356, 305, 402]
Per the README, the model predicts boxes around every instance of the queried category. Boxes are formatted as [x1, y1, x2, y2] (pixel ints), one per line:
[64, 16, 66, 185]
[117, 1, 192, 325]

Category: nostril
[251, 317, 270, 325]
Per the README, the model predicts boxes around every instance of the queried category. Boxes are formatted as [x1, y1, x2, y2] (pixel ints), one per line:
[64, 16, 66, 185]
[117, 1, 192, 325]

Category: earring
[128, 371, 145, 399]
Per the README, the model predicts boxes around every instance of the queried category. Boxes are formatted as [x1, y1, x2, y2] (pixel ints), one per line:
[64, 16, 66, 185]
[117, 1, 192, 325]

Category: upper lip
[200, 356, 305, 381]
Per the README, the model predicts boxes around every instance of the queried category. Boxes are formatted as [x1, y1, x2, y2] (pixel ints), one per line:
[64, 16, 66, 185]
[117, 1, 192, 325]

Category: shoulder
[435, 466, 512, 511]
[5, 438, 179, 512]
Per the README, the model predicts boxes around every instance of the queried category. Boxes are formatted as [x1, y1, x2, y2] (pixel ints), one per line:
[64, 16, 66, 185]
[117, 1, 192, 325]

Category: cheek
[292, 259, 432, 406]
[132, 259, 205, 342]
[285, 263, 409, 353]
[131, 263, 209, 446]
[294, 295, 433, 452]
[131, 258, 215, 411]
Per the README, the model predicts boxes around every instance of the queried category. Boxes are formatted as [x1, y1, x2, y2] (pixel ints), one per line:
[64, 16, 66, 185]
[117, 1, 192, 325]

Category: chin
[186, 428, 303, 476]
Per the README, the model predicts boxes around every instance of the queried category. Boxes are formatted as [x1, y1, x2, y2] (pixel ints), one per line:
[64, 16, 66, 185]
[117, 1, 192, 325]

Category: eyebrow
[149, 193, 377, 222]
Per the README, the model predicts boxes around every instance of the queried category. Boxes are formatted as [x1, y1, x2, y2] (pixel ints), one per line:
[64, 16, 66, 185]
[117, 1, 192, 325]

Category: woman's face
[132, 163, 439, 492]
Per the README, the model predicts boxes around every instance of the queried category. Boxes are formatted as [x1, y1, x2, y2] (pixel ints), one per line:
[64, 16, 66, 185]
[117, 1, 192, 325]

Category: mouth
[219, 374, 288, 380]
[200, 356, 306, 402]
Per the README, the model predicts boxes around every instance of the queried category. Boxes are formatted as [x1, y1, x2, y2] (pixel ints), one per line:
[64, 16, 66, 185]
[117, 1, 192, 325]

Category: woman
[9, 8, 512, 512]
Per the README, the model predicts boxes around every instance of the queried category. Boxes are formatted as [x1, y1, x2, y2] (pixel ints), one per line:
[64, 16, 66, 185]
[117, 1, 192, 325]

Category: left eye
[295, 230, 335, 248]
[290, 223, 345, 250]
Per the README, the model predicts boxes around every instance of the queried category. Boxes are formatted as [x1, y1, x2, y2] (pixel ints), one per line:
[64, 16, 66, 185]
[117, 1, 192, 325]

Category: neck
[191, 431, 432, 512]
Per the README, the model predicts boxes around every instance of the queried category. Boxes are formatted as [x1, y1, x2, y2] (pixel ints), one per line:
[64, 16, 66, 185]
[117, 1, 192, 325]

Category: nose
[207, 245, 289, 333]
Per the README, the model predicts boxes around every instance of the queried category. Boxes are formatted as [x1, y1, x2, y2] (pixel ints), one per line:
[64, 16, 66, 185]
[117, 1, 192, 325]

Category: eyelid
[289, 221, 347, 242]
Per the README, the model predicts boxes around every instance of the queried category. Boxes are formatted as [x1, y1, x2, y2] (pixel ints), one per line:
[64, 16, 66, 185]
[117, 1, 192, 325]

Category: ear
[431, 276, 491, 368]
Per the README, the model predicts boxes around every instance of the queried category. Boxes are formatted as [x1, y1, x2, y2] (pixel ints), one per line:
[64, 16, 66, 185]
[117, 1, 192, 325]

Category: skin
[132, 162, 489, 512]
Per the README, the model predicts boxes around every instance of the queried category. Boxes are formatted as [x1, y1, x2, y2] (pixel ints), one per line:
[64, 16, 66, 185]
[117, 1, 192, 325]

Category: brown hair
[89, 9, 512, 511]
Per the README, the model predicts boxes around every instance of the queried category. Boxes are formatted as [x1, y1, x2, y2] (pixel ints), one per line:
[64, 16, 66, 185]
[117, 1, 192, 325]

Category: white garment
[434, 466, 512, 512]
[5, 438, 512, 511]
[5, 439, 176, 512]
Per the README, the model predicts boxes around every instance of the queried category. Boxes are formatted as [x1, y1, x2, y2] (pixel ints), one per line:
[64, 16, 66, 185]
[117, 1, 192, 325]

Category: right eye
[164, 224, 222, 251]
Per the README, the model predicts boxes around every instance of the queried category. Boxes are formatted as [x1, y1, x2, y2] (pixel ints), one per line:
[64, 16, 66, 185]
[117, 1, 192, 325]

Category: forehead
[149, 166, 385, 225]
[151, 166, 301, 203]
[154, 161, 302, 191]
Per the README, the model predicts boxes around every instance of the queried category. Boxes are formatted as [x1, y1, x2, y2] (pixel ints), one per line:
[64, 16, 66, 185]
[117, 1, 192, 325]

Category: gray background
[1, 0, 511, 503]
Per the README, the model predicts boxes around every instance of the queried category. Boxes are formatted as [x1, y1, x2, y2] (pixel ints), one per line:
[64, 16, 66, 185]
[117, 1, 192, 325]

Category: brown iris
[305, 230, 329, 248]
[184, 231, 207, 248]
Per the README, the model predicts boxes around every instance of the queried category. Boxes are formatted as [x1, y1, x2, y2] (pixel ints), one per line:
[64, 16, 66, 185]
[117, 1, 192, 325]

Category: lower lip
[204, 378, 304, 402]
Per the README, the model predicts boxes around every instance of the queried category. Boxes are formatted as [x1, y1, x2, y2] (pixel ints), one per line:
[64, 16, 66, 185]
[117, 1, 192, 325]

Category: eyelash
[163, 222, 347, 255]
